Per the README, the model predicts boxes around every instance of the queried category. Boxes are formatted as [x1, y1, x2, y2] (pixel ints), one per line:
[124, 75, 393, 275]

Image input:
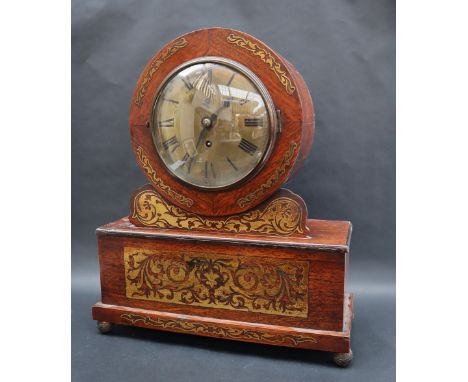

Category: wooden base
[93, 210, 353, 366]
[93, 293, 352, 354]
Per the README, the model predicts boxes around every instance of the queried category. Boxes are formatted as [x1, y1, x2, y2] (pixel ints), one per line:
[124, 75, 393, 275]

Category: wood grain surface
[92, 294, 352, 353]
[96, 216, 350, 332]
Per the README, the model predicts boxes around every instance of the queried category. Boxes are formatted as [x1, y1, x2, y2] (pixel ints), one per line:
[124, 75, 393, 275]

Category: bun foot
[332, 349, 353, 367]
[97, 321, 113, 334]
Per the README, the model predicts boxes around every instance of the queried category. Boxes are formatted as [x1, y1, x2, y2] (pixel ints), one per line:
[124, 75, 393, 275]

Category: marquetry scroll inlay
[131, 186, 304, 236]
[135, 146, 194, 208]
[237, 142, 298, 208]
[226, 33, 296, 95]
[124, 248, 309, 317]
[135, 37, 189, 106]
[120, 313, 317, 345]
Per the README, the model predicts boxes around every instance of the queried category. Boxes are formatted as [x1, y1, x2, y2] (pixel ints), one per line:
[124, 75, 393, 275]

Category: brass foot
[333, 349, 353, 367]
[97, 321, 113, 334]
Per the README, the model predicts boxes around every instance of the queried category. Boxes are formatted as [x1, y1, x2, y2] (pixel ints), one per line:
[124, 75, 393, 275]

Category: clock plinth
[92, 185, 353, 366]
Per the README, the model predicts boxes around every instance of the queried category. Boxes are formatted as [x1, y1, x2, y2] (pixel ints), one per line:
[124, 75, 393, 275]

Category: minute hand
[210, 100, 230, 124]
[196, 125, 209, 149]
[196, 101, 231, 149]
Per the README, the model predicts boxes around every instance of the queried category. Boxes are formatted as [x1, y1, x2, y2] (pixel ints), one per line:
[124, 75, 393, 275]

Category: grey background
[72, 0, 395, 381]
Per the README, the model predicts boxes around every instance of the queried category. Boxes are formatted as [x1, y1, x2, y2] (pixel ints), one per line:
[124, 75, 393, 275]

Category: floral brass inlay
[135, 146, 193, 208]
[135, 38, 189, 106]
[132, 188, 303, 236]
[237, 142, 298, 208]
[124, 248, 309, 317]
[120, 313, 317, 345]
[226, 34, 296, 95]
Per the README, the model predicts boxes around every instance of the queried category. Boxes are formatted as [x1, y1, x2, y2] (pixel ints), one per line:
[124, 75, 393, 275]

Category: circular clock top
[130, 27, 314, 216]
[152, 57, 277, 190]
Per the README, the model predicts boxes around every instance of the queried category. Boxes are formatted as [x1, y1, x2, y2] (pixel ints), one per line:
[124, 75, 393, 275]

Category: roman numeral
[187, 157, 194, 174]
[239, 138, 257, 156]
[181, 77, 193, 90]
[207, 68, 213, 83]
[163, 98, 179, 104]
[226, 73, 236, 87]
[227, 157, 238, 171]
[240, 92, 250, 105]
[162, 136, 178, 150]
[211, 162, 216, 178]
[244, 118, 263, 127]
[203, 162, 216, 179]
[158, 118, 174, 128]
[181, 152, 189, 163]
[171, 142, 180, 153]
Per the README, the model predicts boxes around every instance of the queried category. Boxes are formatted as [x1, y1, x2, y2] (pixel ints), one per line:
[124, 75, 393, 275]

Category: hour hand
[196, 125, 209, 149]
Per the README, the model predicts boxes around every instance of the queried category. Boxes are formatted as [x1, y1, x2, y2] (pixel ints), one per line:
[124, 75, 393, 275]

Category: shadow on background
[110, 324, 333, 366]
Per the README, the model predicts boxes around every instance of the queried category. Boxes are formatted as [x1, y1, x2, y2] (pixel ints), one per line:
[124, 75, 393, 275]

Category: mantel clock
[92, 28, 354, 367]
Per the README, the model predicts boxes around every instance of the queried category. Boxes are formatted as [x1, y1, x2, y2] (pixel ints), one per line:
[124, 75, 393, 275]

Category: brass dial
[151, 58, 276, 190]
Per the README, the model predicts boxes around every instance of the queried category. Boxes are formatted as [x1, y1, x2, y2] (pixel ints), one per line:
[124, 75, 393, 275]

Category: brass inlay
[121, 313, 317, 345]
[226, 34, 296, 95]
[135, 146, 194, 208]
[124, 248, 309, 317]
[237, 142, 298, 208]
[135, 38, 189, 106]
[132, 188, 304, 236]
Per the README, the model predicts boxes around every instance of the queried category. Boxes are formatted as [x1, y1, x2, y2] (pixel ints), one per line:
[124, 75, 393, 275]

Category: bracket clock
[92, 28, 354, 367]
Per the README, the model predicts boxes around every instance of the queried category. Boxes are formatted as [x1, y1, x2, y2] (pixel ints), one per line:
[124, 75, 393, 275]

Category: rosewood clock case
[129, 27, 314, 216]
[92, 27, 353, 367]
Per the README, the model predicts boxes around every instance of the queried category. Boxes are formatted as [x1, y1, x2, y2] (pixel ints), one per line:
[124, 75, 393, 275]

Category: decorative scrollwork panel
[135, 38, 189, 106]
[124, 248, 309, 317]
[237, 141, 298, 208]
[131, 185, 304, 236]
[226, 33, 296, 95]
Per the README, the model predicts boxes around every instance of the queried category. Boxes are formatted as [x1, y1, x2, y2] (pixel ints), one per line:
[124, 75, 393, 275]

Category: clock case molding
[93, 28, 354, 367]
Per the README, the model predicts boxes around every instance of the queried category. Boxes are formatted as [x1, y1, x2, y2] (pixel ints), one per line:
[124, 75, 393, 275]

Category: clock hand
[210, 100, 231, 125]
[196, 125, 209, 149]
[196, 100, 231, 149]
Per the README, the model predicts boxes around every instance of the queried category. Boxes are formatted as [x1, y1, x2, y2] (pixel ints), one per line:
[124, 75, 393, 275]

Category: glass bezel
[150, 56, 279, 191]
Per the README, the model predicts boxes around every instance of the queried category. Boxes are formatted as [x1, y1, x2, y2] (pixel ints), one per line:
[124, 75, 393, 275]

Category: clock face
[151, 59, 275, 190]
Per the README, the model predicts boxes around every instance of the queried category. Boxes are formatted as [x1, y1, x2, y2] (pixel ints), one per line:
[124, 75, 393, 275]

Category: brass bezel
[150, 56, 279, 192]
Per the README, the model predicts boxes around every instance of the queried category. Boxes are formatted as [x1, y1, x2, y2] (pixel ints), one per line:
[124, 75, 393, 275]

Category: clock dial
[151, 61, 274, 189]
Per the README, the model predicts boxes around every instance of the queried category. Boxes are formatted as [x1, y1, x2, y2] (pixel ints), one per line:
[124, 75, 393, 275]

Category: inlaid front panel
[124, 247, 309, 317]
